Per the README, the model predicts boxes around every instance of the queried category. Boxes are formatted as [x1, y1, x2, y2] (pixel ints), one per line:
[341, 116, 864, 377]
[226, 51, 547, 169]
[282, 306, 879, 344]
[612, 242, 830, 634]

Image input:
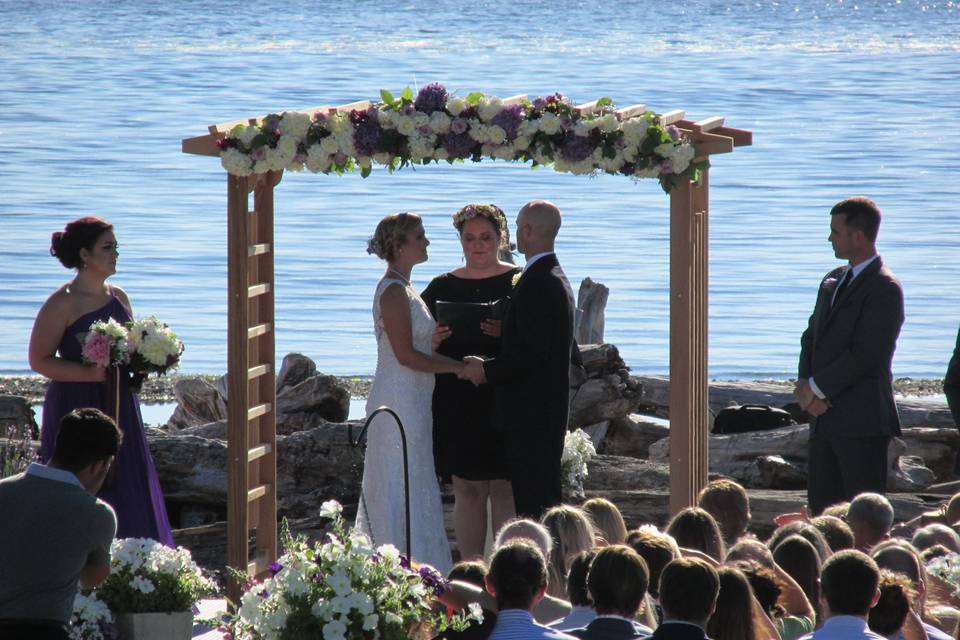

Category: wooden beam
[660, 110, 686, 126]
[575, 99, 603, 116]
[692, 116, 724, 132]
[616, 104, 647, 119]
[182, 133, 222, 157]
[247, 443, 272, 462]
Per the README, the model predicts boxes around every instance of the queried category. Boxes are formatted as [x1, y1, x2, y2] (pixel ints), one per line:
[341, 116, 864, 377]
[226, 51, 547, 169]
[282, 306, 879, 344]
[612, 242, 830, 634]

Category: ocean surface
[1, 0, 958, 379]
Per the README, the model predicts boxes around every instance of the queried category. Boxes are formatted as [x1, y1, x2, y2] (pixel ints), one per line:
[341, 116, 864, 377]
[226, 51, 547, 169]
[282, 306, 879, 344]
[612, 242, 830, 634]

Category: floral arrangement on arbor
[218, 83, 702, 192]
[68, 592, 115, 640]
[227, 500, 482, 640]
[95, 538, 217, 614]
[561, 427, 597, 497]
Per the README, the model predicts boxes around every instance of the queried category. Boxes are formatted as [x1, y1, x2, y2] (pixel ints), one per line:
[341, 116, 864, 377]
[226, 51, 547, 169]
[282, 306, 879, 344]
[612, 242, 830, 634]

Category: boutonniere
[511, 272, 522, 288]
[822, 276, 839, 290]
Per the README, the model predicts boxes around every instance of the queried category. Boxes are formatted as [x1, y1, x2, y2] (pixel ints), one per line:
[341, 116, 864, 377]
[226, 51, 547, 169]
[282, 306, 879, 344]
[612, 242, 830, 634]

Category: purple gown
[38, 289, 174, 546]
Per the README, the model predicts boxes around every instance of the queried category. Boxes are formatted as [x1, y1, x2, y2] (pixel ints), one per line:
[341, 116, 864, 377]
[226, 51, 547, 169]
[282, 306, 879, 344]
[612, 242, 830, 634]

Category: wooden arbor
[182, 98, 751, 601]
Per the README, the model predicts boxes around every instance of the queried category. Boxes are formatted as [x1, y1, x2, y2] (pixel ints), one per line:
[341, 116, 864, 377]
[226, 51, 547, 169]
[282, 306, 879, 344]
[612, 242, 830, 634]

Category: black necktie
[832, 269, 852, 308]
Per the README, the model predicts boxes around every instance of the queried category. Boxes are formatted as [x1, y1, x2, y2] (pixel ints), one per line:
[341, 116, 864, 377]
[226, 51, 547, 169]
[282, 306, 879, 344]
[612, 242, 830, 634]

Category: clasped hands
[459, 355, 486, 386]
[793, 379, 831, 417]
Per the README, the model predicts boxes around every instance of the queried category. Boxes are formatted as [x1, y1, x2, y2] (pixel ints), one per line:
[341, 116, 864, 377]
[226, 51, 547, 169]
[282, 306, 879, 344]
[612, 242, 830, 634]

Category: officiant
[421, 203, 521, 561]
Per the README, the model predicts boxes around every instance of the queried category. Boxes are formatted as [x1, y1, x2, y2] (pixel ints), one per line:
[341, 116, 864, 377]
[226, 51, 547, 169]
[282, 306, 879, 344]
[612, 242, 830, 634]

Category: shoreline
[0, 374, 944, 405]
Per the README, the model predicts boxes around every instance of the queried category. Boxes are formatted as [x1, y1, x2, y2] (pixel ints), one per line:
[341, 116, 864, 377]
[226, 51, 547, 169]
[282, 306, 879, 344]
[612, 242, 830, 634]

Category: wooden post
[668, 170, 710, 515]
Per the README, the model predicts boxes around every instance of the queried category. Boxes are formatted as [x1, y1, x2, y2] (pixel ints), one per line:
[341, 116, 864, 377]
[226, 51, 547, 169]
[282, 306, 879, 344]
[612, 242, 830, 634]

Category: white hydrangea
[305, 144, 332, 173]
[635, 165, 661, 178]
[236, 125, 261, 148]
[621, 118, 648, 146]
[513, 135, 532, 151]
[572, 122, 592, 137]
[537, 112, 561, 135]
[276, 135, 299, 164]
[221, 148, 254, 176]
[325, 113, 351, 135]
[279, 112, 311, 140]
[668, 143, 696, 174]
[434, 147, 450, 160]
[486, 125, 507, 145]
[319, 135, 339, 154]
[429, 111, 451, 134]
[597, 112, 620, 133]
[446, 97, 467, 116]
[478, 96, 504, 122]
[377, 108, 397, 129]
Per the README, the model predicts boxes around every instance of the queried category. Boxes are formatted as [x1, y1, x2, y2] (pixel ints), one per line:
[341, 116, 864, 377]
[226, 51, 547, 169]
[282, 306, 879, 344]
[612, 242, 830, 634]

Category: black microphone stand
[349, 406, 411, 562]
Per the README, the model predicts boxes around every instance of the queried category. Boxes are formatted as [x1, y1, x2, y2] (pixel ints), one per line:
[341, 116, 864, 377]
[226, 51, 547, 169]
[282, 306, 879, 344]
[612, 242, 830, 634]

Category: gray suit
[798, 256, 904, 514]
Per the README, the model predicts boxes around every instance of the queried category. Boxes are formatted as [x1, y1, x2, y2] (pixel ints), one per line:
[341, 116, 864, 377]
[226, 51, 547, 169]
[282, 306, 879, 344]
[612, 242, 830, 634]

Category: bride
[358, 211, 462, 572]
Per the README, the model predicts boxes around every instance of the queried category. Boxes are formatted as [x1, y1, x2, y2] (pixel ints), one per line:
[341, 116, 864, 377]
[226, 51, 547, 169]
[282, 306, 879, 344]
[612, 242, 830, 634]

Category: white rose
[519, 119, 539, 137]
[487, 125, 506, 145]
[538, 113, 561, 135]
[598, 112, 620, 133]
[378, 109, 397, 129]
[478, 96, 504, 122]
[286, 157, 305, 172]
[636, 165, 661, 178]
[573, 122, 592, 137]
[599, 155, 625, 173]
[279, 112, 311, 139]
[319, 136, 339, 154]
[513, 135, 531, 151]
[413, 112, 430, 128]
[493, 145, 515, 161]
[468, 123, 487, 143]
[429, 111, 451, 134]
[434, 147, 450, 160]
[397, 116, 416, 137]
[553, 158, 569, 173]
[446, 97, 466, 116]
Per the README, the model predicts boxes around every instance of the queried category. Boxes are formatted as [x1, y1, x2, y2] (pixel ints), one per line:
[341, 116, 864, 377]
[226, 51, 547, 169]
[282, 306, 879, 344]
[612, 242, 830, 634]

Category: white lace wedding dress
[355, 277, 452, 572]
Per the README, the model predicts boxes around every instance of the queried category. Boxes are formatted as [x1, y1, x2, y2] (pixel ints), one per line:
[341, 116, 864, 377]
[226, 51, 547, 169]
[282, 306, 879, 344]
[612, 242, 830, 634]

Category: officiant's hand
[480, 318, 501, 338]
[432, 324, 452, 352]
[459, 356, 487, 386]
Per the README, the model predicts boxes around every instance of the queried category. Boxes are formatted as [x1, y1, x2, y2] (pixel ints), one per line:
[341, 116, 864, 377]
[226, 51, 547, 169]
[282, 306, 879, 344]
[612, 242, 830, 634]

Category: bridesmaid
[29, 216, 174, 545]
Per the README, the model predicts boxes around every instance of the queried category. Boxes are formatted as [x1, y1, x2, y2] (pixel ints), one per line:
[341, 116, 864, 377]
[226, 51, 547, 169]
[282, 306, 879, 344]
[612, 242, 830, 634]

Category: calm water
[1, 0, 958, 379]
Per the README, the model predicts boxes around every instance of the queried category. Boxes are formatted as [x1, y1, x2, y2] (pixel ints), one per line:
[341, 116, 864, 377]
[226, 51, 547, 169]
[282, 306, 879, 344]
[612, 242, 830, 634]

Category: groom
[460, 200, 576, 518]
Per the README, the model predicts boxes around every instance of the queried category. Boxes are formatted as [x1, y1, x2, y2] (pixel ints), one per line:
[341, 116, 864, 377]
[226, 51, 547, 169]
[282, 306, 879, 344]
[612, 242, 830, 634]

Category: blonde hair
[582, 497, 628, 545]
[368, 212, 422, 262]
[541, 505, 597, 598]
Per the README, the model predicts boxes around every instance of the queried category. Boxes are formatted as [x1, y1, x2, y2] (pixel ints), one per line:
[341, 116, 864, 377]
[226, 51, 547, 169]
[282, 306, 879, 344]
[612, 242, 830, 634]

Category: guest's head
[733, 560, 784, 620]
[772, 535, 822, 621]
[920, 544, 951, 563]
[368, 212, 426, 264]
[582, 497, 628, 546]
[847, 492, 894, 550]
[767, 521, 832, 562]
[912, 523, 960, 554]
[453, 204, 509, 268]
[485, 539, 548, 612]
[49, 408, 122, 494]
[945, 493, 960, 525]
[726, 538, 775, 568]
[625, 527, 680, 599]
[665, 507, 725, 562]
[868, 570, 916, 638]
[811, 515, 855, 553]
[566, 549, 597, 608]
[50, 217, 116, 274]
[830, 196, 882, 246]
[822, 501, 850, 519]
[658, 558, 720, 628]
[541, 505, 597, 597]
[448, 560, 487, 589]
[819, 550, 881, 618]
[697, 479, 750, 545]
[493, 518, 552, 561]
[706, 566, 757, 640]
[872, 539, 929, 611]
[516, 200, 561, 255]
[587, 545, 649, 618]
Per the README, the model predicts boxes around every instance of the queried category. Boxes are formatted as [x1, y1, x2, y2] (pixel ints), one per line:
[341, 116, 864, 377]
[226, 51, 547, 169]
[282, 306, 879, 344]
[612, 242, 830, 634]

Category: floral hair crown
[366, 236, 382, 256]
[453, 204, 507, 232]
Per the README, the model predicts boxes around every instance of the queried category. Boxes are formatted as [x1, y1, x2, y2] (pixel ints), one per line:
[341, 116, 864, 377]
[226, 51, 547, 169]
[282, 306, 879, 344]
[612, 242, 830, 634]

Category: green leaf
[401, 86, 414, 101]
[229, 124, 245, 136]
[596, 96, 613, 107]
[466, 91, 484, 106]
[380, 89, 396, 106]
[360, 165, 372, 178]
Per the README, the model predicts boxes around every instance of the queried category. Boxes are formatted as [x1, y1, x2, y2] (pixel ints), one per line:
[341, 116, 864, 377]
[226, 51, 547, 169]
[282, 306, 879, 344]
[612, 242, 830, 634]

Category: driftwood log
[575, 277, 609, 345]
[0, 394, 38, 438]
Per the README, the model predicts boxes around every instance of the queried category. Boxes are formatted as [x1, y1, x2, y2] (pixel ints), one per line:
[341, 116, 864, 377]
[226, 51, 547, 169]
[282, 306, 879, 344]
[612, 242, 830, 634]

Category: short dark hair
[50, 408, 122, 472]
[821, 550, 880, 616]
[487, 539, 548, 610]
[811, 515, 855, 553]
[587, 545, 649, 616]
[448, 560, 486, 588]
[626, 528, 678, 599]
[659, 558, 720, 623]
[50, 217, 114, 270]
[831, 196, 882, 242]
[566, 549, 597, 607]
[772, 535, 822, 621]
[868, 570, 915, 637]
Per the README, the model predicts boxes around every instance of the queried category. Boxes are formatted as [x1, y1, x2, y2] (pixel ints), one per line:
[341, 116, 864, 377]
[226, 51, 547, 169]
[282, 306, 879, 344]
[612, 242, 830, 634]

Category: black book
[435, 299, 507, 345]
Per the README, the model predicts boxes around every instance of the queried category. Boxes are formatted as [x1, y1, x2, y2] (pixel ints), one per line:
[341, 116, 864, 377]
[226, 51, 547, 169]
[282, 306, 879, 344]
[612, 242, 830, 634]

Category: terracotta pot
[114, 611, 192, 640]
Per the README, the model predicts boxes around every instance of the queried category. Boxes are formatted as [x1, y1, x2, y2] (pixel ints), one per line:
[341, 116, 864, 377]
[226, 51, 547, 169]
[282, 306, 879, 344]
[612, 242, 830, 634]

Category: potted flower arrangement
[69, 592, 115, 640]
[94, 538, 216, 640]
[227, 500, 482, 639]
[561, 427, 597, 499]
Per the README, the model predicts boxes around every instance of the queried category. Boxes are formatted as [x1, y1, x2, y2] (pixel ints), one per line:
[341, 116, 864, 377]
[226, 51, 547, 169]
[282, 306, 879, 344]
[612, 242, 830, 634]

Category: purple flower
[258, 589, 270, 599]
[490, 104, 524, 140]
[619, 162, 636, 176]
[660, 159, 674, 174]
[261, 114, 281, 135]
[414, 83, 449, 115]
[354, 119, 382, 156]
[419, 566, 447, 596]
[268, 561, 283, 576]
[399, 555, 411, 570]
[252, 147, 266, 161]
[667, 125, 680, 141]
[560, 131, 596, 162]
[401, 103, 417, 117]
[443, 131, 476, 159]
[313, 112, 328, 123]
[532, 97, 547, 110]
[418, 124, 433, 136]
[450, 117, 469, 135]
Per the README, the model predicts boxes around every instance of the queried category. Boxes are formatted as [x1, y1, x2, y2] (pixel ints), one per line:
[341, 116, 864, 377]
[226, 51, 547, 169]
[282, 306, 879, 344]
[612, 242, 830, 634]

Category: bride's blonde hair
[367, 212, 422, 261]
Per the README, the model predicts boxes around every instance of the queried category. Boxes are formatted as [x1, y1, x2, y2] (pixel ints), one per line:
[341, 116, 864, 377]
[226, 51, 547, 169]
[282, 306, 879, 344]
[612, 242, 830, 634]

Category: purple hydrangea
[401, 103, 417, 117]
[667, 125, 680, 141]
[490, 104, 524, 140]
[354, 119, 382, 156]
[443, 131, 476, 159]
[414, 83, 449, 115]
[561, 131, 596, 162]
[261, 114, 281, 135]
[619, 162, 636, 176]
[532, 97, 547, 110]
[450, 117, 469, 135]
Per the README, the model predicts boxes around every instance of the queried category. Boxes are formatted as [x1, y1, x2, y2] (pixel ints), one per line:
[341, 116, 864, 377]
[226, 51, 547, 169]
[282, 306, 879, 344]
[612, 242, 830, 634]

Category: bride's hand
[432, 324, 452, 352]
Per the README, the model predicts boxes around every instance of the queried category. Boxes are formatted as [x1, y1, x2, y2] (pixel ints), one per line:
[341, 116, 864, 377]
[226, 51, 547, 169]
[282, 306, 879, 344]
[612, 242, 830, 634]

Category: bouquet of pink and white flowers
[79, 319, 131, 369]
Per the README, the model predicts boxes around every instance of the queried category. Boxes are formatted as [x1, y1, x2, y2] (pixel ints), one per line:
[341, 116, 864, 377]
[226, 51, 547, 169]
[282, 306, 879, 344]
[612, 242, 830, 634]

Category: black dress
[421, 268, 520, 482]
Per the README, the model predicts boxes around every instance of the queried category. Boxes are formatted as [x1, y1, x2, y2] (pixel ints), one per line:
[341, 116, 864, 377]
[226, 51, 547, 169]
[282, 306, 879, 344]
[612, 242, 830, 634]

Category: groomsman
[795, 196, 904, 515]
[461, 200, 576, 519]
[944, 326, 960, 475]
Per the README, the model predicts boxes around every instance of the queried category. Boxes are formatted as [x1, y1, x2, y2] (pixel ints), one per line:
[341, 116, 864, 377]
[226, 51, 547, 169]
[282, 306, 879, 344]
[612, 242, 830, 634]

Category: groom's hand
[459, 356, 487, 386]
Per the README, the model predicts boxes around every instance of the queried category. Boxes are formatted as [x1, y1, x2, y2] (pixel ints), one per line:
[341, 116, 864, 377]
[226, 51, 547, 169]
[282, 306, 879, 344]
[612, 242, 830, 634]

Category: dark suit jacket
[945, 325, 960, 429]
[569, 617, 651, 640]
[483, 253, 575, 435]
[798, 256, 904, 438]
[649, 621, 708, 640]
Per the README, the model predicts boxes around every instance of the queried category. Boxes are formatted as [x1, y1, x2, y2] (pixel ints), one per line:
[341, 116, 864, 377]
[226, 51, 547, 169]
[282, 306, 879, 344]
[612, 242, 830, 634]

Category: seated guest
[665, 507, 725, 562]
[912, 523, 960, 554]
[583, 498, 628, 546]
[652, 558, 719, 640]
[436, 561, 497, 640]
[495, 518, 573, 623]
[569, 545, 652, 640]
[811, 515, 855, 553]
[0, 408, 120, 640]
[867, 570, 923, 640]
[798, 550, 882, 640]
[822, 502, 850, 520]
[697, 479, 751, 547]
[773, 535, 823, 623]
[626, 527, 680, 624]
[542, 505, 598, 598]
[486, 539, 577, 640]
[872, 540, 955, 640]
[705, 566, 759, 640]
[734, 560, 815, 640]
[767, 521, 832, 563]
[847, 492, 894, 551]
[550, 549, 598, 631]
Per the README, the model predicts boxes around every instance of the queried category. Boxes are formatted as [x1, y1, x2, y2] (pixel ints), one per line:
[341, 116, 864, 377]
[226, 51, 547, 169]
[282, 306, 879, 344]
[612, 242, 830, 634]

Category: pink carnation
[82, 333, 112, 367]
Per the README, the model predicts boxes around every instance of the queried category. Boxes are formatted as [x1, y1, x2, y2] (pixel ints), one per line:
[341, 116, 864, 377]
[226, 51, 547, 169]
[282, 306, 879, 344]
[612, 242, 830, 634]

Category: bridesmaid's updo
[367, 212, 422, 262]
[50, 216, 113, 270]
